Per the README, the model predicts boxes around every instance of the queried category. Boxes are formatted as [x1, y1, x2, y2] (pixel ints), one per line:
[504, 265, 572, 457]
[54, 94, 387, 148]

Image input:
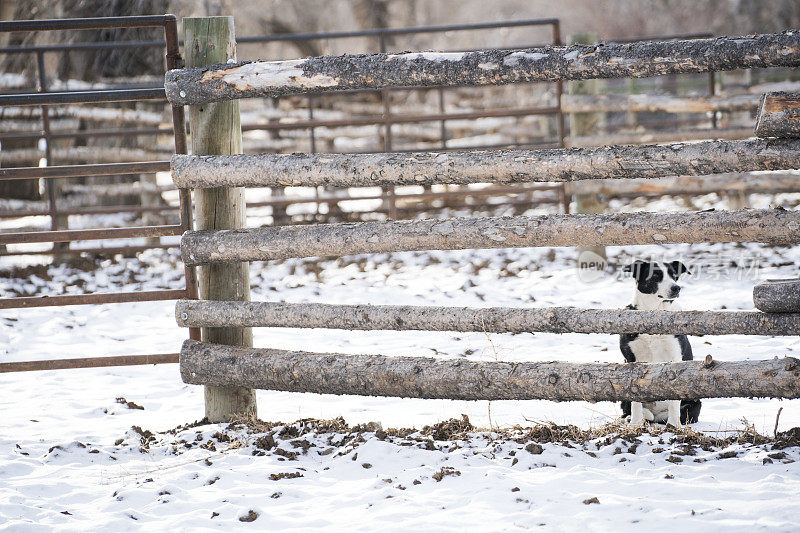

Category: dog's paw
[628, 417, 647, 428]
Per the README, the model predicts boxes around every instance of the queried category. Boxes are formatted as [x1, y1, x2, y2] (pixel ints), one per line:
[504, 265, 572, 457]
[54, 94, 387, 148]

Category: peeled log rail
[175, 300, 800, 336]
[566, 172, 800, 196]
[180, 340, 800, 402]
[181, 208, 800, 265]
[753, 279, 800, 313]
[164, 31, 800, 105]
[171, 139, 800, 189]
[561, 93, 760, 114]
[755, 92, 800, 138]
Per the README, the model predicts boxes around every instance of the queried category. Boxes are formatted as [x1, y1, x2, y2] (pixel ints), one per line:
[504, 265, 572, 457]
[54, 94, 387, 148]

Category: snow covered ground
[2, 195, 800, 531]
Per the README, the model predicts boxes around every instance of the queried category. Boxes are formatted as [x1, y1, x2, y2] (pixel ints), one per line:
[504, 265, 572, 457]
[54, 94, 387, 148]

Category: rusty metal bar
[0, 203, 180, 218]
[0, 243, 178, 257]
[0, 224, 183, 245]
[0, 353, 179, 373]
[238, 19, 560, 44]
[241, 106, 561, 133]
[0, 15, 173, 33]
[164, 13, 200, 342]
[377, 33, 398, 219]
[0, 127, 174, 142]
[0, 185, 561, 219]
[0, 289, 189, 309]
[0, 88, 166, 107]
[709, 71, 718, 128]
[0, 161, 169, 181]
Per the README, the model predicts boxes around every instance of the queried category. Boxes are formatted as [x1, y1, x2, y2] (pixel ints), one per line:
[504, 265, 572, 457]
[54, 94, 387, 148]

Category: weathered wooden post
[184, 16, 256, 422]
[567, 33, 607, 266]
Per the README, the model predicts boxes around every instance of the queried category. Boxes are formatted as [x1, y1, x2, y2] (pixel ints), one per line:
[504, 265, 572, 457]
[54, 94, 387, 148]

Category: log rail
[175, 300, 800, 336]
[181, 340, 800, 402]
[165, 31, 800, 105]
[181, 208, 799, 265]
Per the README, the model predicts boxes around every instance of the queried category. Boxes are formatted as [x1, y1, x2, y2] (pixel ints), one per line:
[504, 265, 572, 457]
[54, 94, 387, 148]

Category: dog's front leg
[630, 401, 645, 426]
[666, 400, 681, 428]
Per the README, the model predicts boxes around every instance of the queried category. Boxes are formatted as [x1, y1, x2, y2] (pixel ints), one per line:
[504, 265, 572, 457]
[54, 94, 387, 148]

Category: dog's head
[624, 260, 690, 302]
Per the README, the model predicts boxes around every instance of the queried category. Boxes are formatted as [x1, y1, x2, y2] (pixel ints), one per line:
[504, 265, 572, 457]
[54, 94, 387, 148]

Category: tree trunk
[180, 340, 800, 402]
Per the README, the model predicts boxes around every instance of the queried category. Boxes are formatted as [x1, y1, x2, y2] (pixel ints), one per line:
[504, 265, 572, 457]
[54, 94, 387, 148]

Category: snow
[2, 197, 800, 530]
[502, 51, 549, 67]
[389, 51, 467, 62]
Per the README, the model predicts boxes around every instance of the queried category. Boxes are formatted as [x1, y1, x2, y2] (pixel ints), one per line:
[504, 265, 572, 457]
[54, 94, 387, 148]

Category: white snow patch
[389, 52, 466, 62]
[502, 51, 548, 66]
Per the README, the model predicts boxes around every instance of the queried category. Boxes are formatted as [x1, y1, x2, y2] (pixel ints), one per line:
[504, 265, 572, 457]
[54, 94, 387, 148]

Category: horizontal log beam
[564, 127, 753, 148]
[165, 31, 800, 105]
[171, 139, 800, 189]
[175, 300, 800, 336]
[755, 92, 800, 138]
[180, 340, 800, 402]
[181, 208, 800, 265]
[561, 93, 760, 114]
[566, 172, 800, 196]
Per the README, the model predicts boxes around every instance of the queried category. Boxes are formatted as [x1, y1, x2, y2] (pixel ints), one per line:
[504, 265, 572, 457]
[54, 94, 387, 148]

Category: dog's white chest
[628, 334, 682, 363]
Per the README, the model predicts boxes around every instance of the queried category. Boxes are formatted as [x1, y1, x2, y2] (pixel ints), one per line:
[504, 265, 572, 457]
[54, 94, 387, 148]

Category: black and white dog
[620, 260, 701, 427]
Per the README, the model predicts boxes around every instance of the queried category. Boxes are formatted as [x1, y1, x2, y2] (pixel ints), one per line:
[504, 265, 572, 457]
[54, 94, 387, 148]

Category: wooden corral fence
[165, 22, 800, 422]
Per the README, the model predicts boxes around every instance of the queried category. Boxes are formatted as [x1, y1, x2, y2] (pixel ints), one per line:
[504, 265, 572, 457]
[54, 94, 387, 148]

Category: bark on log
[171, 139, 800, 189]
[754, 279, 800, 313]
[165, 31, 800, 105]
[566, 172, 800, 196]
[175, 300, 800, 336]
[561, 93, 760, 114]
[565, 127, 754, 148]
[755, 92, 800, 138]
[180, 340, 800, 402]
[181, 208, 800, 265]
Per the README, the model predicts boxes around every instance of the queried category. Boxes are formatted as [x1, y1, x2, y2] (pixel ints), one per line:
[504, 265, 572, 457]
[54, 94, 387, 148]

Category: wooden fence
[166, 25, 800, 422]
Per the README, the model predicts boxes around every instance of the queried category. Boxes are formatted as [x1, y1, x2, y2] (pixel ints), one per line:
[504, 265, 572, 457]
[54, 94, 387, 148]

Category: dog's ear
[623, 260, 650, 280]
[668, 260, 690, 277]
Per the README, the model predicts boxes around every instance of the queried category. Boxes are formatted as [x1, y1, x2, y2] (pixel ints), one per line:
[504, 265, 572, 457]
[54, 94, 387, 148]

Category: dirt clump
[423, 414, 473, 441]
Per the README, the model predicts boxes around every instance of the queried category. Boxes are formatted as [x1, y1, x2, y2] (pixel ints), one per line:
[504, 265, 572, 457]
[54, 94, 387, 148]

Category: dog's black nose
[669, 284, 681, 297]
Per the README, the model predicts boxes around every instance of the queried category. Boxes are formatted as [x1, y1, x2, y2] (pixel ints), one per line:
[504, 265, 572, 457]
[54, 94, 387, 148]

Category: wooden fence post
[184, 16, 256, 422]
[567, 33, 607, 265]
